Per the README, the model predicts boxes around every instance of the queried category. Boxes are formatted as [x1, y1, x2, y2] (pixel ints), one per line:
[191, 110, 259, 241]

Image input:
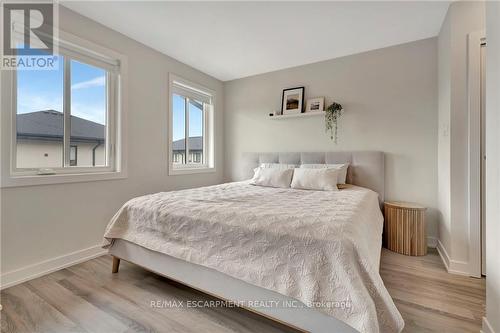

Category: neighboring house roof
[16, 110, 105, 142]
[172, 136, 203, 151]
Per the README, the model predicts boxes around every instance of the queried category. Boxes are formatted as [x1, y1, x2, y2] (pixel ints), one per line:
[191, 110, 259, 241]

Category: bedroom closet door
[469, 32, 486, 278]
[481, 41, 486, 276]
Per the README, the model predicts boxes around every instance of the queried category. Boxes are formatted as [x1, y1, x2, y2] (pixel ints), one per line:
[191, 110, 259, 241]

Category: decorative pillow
[300, 163, 349, 184]
[291, 168, 339, 191]
[250, 167, 294, 188]
[260, 163, 297, 170]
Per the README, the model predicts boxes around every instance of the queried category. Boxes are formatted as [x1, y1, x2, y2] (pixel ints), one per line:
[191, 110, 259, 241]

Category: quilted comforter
[103, 181, 404, 332]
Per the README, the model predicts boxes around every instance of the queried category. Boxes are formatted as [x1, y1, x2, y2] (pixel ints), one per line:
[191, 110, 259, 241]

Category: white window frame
[1, 30, 128, 188]
[168, 74, 215, 175]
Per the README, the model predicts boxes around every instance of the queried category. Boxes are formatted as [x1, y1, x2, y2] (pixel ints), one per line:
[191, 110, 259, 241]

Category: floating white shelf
[269, 111, 325, 120]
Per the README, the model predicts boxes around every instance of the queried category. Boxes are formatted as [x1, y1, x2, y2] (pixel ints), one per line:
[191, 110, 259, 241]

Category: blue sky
[17, 58, 202, 142]
[17, 57, 106, 124]
[172, 94, 203, 142]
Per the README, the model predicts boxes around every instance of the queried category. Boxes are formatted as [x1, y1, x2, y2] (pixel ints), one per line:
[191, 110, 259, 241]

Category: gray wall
[437, 1, 485, 266]
[0, 7, 224, 274]
[437, 2, 452, 258]
[224, 38, 439, 243]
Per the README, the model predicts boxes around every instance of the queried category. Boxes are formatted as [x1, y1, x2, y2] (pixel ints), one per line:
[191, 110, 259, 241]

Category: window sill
[1, 170, 127, 188]
[168, 166, 216, 176]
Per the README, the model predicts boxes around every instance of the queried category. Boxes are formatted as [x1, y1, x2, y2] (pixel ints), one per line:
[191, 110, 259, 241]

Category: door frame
[467, 30, 486, 278]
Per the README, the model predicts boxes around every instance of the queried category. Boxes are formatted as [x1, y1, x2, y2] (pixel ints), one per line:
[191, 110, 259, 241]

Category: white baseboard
[436, 240, 470, 276]
[427, 236, 438, 248]
[482, 317, 496, 333]
[0, 245, 106, 290]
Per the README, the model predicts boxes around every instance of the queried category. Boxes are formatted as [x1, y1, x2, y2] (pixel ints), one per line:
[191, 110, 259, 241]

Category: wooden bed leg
[112, 256, 120, 273]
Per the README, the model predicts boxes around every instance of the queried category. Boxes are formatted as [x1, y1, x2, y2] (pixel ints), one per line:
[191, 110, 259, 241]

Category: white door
[481, 41, 487, 276]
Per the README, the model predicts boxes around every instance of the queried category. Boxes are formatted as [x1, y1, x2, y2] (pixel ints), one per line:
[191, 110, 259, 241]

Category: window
[15, 55, 114, 171]
[70, 60, 107, 167]
[16, 55, 64, 169]
[1, 31, 126, 187]
[15, 57, 111, 170]
[70, 145, 78, 166]
[169, 75, 214, 175]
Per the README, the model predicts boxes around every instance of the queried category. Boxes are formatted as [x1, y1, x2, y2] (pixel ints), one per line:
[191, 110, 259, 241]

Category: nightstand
[384, 201, 427, 256]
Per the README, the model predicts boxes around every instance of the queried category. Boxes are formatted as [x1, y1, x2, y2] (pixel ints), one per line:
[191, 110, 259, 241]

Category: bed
[103, 151, 404, 333]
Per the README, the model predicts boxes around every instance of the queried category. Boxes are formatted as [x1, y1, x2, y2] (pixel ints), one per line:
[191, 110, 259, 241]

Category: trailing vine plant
[325, 102, 344, 143]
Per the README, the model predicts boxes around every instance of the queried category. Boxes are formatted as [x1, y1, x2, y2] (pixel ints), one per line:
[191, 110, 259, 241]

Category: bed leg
[112, 256, 120, 273]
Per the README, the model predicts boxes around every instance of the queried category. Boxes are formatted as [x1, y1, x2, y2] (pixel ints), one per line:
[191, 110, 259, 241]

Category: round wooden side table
[384, 201, 427, 256]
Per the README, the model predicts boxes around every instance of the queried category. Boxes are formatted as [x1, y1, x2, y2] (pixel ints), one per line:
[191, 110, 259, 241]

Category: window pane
[188, 99, 203, 164]
[16, 56, 64, 169]
[70, 145, 77, 166]
[172, 94, 186, 165]
[70, 60, 107, 167]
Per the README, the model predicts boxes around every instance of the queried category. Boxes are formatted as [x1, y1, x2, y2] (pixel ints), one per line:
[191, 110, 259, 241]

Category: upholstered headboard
[240, 151, 385, 204]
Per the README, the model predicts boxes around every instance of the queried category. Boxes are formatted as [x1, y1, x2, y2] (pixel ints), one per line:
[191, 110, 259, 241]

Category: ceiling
[62, 1, 450, 81]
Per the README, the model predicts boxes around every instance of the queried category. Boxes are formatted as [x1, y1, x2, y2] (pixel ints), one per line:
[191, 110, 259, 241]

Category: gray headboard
[240, 151, 385, 204]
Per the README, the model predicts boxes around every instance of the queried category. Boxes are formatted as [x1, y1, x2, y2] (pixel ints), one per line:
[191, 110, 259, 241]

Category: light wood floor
[1, 248, 485, 333]
[380, 248, 485, 333]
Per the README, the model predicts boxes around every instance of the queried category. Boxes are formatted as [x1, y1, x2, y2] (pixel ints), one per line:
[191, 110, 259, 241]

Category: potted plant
[325, 102, 344, 143]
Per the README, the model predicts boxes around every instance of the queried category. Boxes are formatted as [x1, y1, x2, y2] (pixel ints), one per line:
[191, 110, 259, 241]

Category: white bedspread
[103, 182, 404, 333]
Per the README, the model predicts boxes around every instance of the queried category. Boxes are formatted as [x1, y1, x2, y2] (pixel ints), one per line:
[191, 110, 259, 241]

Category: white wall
[71, 143, 106, 167]
[224, 38, 439, 243]
[16, 140, 64, 168]
[16, 140, 106, 168]
[485, 2, 500, 332]
[0, 7, 224, 279]
[437, 4, 452, 261]
[437, 1, 485, 272]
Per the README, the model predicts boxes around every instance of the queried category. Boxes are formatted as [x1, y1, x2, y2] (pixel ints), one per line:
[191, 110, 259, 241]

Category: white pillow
[260, 163, 297, 170]
[250, 167, 294, 188]
[291, 168, 339, 191]
[300, 163, 349, 184]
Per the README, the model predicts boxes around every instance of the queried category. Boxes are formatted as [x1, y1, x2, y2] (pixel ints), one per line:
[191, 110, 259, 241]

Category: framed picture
[281, 87, 304, 115]
[305, 97, 325, 113]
